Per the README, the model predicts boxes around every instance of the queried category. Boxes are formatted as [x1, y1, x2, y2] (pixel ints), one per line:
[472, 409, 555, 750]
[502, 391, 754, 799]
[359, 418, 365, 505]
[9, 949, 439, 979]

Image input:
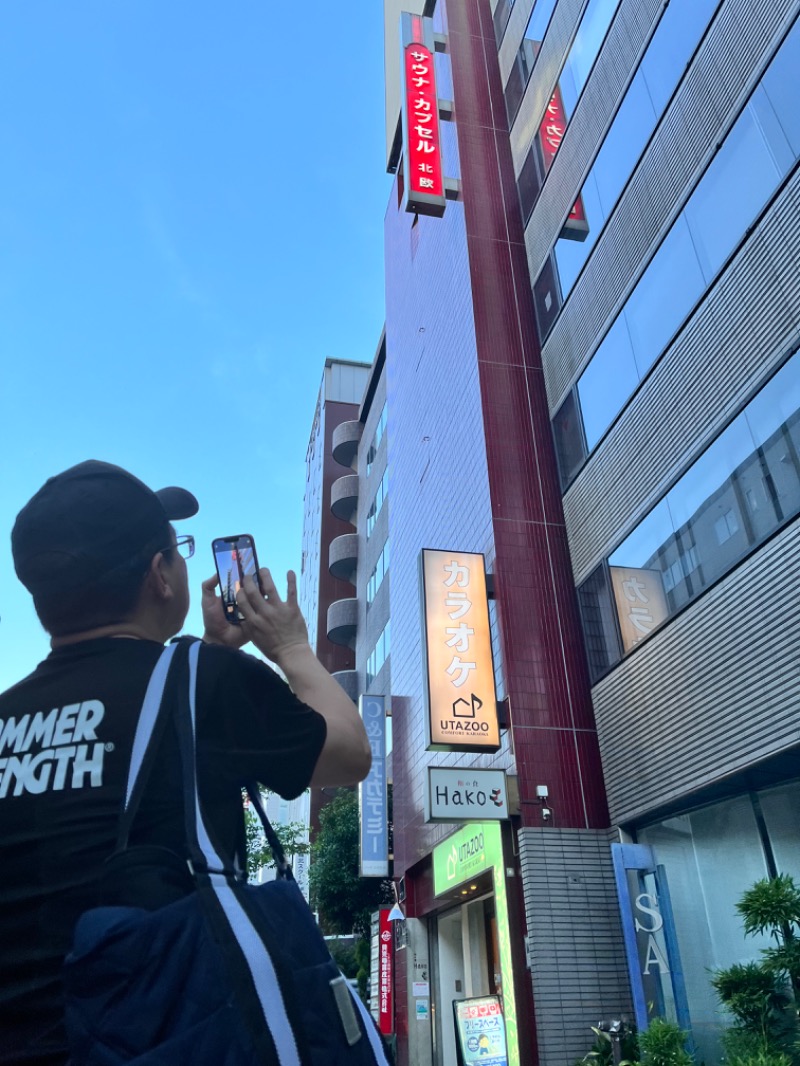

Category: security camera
[542, 806, 552, 821]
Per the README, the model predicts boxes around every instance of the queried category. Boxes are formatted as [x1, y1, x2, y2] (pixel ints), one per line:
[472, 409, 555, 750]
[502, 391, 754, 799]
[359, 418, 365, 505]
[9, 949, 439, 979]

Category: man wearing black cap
[0, 460, 371, 1065]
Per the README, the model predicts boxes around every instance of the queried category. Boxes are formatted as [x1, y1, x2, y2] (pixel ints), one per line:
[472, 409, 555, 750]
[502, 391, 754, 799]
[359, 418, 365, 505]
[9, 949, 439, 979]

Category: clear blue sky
[0, 1, 390, 689]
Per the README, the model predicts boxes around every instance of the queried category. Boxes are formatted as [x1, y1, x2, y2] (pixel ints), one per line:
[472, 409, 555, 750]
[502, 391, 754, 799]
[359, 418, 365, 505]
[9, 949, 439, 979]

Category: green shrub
[636, 1018, 693, 1066]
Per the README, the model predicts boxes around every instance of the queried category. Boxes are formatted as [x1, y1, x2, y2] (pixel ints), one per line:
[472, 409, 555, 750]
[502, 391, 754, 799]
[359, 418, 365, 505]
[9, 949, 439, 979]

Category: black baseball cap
[12, 460, 199, 601]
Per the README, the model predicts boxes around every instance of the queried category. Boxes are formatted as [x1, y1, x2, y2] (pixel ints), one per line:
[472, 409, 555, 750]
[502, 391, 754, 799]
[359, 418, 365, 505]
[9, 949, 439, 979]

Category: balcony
[331, 474, 359, 524]
[332, 669, 359, 702]
[329, 533, 359, 584]
[327, 597, 358, 649]
[332, 420, 363, 469]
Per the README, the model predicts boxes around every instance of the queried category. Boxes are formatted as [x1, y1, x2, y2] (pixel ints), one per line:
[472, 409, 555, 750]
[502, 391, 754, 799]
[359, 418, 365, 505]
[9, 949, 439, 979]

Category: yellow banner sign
[421, 550, 500, 752]
[610, 566, 669, 654]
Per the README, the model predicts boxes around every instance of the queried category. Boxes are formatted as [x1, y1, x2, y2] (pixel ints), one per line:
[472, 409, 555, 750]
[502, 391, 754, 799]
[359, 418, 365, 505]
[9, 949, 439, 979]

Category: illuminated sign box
[424, 767, 509, 823]
[378, 908, 394, 1036]
[400, 12, 446, 218]
[420, 549, 500, 753]
[359, 695, 389, 877]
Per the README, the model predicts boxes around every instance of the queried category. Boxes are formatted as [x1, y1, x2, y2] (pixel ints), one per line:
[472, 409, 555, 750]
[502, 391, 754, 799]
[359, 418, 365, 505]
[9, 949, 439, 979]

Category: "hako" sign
[424, 767, 509, 823]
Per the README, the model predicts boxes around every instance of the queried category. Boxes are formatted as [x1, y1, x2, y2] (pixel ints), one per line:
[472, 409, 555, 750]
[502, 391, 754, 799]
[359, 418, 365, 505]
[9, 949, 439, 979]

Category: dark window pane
[493, 0, 513, 47]
[552, 389, 586, 487]
[504, 57, 526, 127]
[505, 0, 556, 127]
[533, 254, 562, 341]
[577, 565, 622, 681]
[518, 145, 542, 224]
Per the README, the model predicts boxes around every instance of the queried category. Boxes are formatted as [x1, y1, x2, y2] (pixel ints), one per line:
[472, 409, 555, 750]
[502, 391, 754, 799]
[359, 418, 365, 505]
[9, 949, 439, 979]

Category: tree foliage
[308, 789, 393, 938]
[713, 874, 800, 1064]
[244, 801, 310, 881]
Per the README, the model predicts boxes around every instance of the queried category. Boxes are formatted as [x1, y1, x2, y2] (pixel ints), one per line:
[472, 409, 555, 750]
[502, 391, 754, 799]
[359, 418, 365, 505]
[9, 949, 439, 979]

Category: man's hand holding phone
[235, 568, 310, 667]
[201, 574, 251, 649]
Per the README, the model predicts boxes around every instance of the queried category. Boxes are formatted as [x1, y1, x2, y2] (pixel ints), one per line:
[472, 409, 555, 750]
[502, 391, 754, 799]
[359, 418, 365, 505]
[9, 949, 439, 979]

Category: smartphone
[212, 535, 261, 624]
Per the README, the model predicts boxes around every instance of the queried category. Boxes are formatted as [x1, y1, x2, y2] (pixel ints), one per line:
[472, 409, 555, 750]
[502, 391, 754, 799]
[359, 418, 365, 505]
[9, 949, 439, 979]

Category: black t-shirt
[0, 637, 327, 1064]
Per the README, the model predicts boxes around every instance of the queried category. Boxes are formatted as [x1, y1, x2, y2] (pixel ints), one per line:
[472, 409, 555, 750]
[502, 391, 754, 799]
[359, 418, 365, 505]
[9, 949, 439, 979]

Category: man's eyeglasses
[171, 535, 195, 560]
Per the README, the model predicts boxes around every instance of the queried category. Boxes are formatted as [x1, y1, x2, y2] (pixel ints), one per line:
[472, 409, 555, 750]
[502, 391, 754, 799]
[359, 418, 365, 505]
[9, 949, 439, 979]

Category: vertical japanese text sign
[420, 550, 500, 752]
[538, 85, 588, 242]
[609, 567, 669, 654]
[378, 908, 394, 1036]
[359, 696, 389, 877]
[401, 12, 446, 218]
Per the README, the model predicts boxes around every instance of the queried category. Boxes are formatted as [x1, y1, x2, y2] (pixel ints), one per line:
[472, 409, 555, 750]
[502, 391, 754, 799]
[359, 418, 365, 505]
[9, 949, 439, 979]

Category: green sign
[432, 824, 519, 1066]
[434, 822, 497, 894]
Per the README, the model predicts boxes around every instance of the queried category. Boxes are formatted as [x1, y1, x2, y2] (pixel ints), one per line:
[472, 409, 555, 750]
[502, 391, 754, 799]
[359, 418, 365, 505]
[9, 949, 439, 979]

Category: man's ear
[143, 552, 173, 603]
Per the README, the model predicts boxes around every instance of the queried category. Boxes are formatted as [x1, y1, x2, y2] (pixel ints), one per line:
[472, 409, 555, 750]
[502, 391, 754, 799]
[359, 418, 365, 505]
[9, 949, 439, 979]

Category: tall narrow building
[299, 358, 371, 843]
[354, 0, 800, 1063]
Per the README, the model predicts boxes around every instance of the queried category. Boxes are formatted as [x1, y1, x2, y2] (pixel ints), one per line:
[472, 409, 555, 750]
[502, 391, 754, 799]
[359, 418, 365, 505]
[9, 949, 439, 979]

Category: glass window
[518, 146, 543, 225]
[367, 541, 390, 606]
[557, 17, 800, 462]
[504, 0, 558, 125]
[593, 73, 656, 215]
[667, 417, 754, 530]
[684, 90, 792, 283]
[553, 169, 603, 295]
[548, 0, 720, 312]
[559, 0, 620, 116]
[623, 215, 706, 377]
[760, 17, 800, 157]
[533, 253, 562, 342]
[366, 621, 391, 687]
[577, 313, 639, 450]
[552, 389, 587, 487]
[493, 0, 515, 47]
[638, 798, 771, 1065]
[366, 472, 388, 539]
[758, 783, 800, 881]
[366, 403, 387, 476]
[577, 564, 621, 680]
[637, 0, 719, 115]
[583, 348, 800, 670]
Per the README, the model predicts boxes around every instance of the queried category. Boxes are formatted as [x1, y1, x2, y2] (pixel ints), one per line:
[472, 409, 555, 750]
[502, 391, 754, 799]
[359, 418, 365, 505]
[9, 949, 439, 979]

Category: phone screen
[212, 535, 259, 623]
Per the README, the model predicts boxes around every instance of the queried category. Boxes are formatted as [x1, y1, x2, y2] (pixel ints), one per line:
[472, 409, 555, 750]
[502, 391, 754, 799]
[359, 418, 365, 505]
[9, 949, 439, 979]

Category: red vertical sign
[539, 85, 589, 241]
[402, 17, 446, 217]
[378, 909, 394, 1036]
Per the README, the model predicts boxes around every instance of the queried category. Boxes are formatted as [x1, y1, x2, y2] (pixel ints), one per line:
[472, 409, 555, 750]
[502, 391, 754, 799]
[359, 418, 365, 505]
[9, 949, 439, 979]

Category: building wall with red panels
[444, 0, 608, 830]
[387, 0, 606, 885]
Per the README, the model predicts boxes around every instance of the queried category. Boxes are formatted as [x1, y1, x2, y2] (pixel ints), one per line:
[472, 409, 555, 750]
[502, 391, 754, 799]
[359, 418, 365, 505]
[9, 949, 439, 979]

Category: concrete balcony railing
[327, 597, 358, 649]
[331, 474, 359, 524]
[331, 669, 360, 702]
[332, 420, 363, 470]
[329, 533, 358, 585]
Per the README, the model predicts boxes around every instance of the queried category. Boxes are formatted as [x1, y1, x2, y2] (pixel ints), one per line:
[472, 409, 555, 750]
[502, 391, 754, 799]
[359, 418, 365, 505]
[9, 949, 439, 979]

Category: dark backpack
[63, 639, 390, 1066]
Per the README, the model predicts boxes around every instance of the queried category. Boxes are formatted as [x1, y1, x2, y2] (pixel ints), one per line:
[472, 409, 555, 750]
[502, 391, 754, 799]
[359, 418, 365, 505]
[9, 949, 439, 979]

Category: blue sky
[0, 1, 390, 688]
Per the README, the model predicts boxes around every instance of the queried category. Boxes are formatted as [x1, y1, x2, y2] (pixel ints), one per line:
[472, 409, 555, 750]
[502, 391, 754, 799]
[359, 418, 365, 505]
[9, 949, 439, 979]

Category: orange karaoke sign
[420, 550, 500, 753]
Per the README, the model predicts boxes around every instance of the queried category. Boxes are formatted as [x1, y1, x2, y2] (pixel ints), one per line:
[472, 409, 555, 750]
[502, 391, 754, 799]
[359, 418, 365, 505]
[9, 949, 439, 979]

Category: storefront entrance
[430, 889, 502, 1065]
